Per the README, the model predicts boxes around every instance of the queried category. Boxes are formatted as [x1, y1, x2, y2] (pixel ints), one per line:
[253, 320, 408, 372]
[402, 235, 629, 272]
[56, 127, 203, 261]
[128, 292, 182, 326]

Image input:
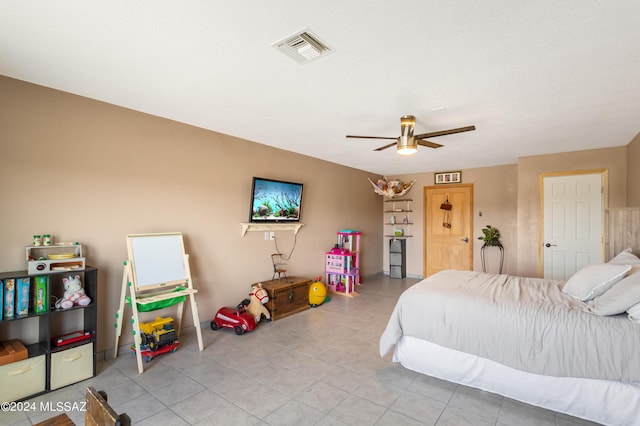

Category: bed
[380, 265, 640, 426]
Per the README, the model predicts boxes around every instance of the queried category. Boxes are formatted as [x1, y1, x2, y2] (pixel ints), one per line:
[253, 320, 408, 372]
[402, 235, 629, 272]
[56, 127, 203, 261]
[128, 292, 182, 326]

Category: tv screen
[250, 177, 303, 222]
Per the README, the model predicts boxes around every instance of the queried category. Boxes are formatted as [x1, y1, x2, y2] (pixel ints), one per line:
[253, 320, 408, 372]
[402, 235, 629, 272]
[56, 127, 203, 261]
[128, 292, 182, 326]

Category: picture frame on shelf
[435, 171, 462, 184]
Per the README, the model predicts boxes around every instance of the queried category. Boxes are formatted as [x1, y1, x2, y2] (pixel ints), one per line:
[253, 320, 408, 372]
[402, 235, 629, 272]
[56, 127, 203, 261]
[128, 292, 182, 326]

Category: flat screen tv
[250, 177, 303, 222]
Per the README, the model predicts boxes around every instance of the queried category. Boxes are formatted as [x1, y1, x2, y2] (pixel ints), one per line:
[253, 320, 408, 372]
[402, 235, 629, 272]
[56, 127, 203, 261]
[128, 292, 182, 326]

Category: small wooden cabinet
[258, 276, 312, 320]
[0, 267, 97, 401]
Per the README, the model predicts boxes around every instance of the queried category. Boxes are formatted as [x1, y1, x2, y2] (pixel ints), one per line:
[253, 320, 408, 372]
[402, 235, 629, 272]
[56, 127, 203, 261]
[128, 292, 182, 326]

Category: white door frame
[538, 169, 608, 278]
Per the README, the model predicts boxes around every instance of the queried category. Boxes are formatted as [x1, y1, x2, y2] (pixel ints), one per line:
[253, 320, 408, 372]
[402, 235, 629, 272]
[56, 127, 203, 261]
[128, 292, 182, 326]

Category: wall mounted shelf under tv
[240, 223, 304, 236]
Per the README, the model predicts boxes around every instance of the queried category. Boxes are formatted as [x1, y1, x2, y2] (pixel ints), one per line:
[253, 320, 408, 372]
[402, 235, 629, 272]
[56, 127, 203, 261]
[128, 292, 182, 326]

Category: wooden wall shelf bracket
[240, 223, 304, 236]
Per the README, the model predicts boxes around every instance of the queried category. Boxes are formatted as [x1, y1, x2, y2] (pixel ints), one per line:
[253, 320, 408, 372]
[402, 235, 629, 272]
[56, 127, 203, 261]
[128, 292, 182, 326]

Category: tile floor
[3, 274, 601, 425]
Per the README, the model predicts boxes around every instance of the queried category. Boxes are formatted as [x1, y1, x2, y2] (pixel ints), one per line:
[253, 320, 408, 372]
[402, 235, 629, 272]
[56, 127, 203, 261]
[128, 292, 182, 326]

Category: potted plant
[478, 225, 502, 247]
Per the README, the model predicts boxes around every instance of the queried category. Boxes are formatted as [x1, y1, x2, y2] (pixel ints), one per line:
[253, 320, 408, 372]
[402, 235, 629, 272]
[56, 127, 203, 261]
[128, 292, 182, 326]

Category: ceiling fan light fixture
[397, 146, 418, 155]
[400, 115, 415, 136]
[397, 135, 418, 155]
[397, 115, 418, 155]
[346, 114, 475, 155]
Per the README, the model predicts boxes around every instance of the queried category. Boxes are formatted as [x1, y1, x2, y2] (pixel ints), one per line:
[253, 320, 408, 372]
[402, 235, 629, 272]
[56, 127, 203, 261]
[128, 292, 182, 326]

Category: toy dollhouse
[325, 230, 361, 296]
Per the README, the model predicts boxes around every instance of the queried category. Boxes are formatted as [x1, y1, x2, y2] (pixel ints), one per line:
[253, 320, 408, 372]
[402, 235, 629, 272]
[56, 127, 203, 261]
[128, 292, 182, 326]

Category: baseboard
[381, 270, 423, 279]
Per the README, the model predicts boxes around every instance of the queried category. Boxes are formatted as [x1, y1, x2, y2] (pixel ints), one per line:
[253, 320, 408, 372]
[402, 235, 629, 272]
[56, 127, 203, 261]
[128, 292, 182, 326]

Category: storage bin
[50, 343, 93, 390]
[390, 266, 404, 279]
[0, 355, 45, 401]
[390, 253, 403, 265]
[390, 239, 404, 253]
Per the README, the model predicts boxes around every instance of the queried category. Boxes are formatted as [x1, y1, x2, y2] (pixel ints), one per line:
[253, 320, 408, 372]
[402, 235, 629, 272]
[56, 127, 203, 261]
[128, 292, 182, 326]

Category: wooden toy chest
[258, 276, 312, 321]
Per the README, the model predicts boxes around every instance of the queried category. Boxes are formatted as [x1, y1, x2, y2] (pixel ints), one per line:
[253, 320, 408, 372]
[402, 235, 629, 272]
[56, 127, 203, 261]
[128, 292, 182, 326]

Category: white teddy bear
[55, 275, 91, 309]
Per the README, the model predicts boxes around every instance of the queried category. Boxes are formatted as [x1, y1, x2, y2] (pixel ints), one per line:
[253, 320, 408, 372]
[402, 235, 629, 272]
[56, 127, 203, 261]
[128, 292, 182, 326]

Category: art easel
[113, 232, 203, 373]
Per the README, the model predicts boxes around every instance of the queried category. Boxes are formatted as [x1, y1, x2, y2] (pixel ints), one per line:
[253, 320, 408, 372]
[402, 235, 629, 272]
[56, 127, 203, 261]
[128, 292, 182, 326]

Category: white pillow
[587, 272, 640, 315]
[563, 263, 631, 301]
[608, 248, 640, 270]
[628, 302, 640, 323]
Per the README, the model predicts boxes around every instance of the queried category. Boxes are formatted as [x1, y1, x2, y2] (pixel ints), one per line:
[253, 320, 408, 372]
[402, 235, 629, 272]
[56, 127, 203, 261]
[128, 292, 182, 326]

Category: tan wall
[516, 147, 628, 277]
[0, 76, 383, 353]
[388, 164, 518, 277]
[464, 165, 519, 274]
[627, 133, 640, 206]
[2, 75, 635, 354]
[388, 146, 629, 279]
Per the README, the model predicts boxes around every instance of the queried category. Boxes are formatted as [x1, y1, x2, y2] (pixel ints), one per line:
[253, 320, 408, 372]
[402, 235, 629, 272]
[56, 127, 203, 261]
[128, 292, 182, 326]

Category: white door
[542, 172, 604, 279]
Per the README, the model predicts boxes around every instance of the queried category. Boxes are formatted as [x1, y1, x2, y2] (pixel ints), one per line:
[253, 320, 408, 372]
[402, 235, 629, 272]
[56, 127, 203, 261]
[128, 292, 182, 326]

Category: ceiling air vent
[272, 29, 334, 64]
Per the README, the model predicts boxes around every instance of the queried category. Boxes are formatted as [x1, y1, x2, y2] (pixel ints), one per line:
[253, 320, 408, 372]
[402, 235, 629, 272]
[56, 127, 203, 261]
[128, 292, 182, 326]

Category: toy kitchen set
[27, 239, 85, 275]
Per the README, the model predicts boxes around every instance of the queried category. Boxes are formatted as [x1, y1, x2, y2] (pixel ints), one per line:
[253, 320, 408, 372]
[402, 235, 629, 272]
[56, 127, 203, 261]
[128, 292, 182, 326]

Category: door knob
[461, 237, 469, 243]
[545, 243, 557, 248]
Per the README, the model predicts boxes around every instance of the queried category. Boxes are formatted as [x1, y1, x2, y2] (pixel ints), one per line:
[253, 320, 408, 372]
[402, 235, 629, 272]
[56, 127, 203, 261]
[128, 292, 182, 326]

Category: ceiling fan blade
[414, 125, 476, 140]
[374, 141, 398, 151]
[417, 140, 443, 149]
[346, 135, 398, 140]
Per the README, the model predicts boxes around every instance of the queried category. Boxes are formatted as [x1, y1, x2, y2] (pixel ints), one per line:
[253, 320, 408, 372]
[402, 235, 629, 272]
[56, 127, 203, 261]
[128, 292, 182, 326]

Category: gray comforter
[380, 270, 640, 384]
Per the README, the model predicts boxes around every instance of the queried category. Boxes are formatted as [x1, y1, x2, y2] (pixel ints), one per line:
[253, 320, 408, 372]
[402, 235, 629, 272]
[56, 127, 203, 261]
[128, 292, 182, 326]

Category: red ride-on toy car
[211, 302, 257, 335]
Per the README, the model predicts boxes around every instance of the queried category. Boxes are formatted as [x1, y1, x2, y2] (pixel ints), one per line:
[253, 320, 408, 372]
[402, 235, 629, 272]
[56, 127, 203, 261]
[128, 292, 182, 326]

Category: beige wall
[388, 147, 629, 279]
[0, 76, 383, 353]
[516, 147, 627, 277]
[2, 75, 636, 354]
[627, 133, 640, 206]
[389, 165, 518, 277]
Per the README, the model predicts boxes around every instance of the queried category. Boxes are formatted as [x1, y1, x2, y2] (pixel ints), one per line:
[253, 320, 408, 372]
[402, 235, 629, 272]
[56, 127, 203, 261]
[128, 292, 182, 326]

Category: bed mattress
[380, 270, 640, 383]
[394, 336, 640, 426]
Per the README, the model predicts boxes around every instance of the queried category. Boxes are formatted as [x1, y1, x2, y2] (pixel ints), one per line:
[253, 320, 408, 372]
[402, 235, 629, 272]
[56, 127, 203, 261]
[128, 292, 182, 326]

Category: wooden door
[540, 171, 605, 279]
[424, 184, 474, 277]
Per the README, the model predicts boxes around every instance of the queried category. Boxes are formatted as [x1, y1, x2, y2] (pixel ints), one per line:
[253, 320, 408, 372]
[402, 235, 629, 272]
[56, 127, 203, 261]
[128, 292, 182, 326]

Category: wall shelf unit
[240, 223, 304, 236]
[384, 199, 413, 238]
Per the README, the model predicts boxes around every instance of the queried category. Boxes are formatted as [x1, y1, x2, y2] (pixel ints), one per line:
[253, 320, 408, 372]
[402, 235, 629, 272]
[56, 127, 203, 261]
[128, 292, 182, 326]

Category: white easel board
[113, 232, 203, 373]
[127, 233, 188, 292]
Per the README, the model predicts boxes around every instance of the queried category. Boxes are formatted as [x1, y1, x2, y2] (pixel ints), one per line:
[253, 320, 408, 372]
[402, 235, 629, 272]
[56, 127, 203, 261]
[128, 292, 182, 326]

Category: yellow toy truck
[138, 316, 178, 352]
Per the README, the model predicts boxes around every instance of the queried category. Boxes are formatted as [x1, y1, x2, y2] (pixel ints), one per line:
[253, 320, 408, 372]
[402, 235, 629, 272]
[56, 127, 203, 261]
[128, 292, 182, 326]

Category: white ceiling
[2, 1, 639, 175]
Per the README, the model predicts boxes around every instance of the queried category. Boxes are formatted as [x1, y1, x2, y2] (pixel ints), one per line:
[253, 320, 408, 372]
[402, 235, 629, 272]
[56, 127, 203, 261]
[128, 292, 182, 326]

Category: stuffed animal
[245, 283, 271, 322]
[368, 176, 416, 198]
[55, 274, 91, 309]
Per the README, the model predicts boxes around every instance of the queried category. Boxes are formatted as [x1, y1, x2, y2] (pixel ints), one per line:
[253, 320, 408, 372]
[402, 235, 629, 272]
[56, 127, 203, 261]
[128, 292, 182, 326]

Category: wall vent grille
[272, 29, 334, 64]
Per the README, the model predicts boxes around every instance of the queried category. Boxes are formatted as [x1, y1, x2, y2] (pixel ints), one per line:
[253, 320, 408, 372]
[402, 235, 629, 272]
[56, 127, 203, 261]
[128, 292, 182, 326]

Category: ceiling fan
[346, 115, 476, 155]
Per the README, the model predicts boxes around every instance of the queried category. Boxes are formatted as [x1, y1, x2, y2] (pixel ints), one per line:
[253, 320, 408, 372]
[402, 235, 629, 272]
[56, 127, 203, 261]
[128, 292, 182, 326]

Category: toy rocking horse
[246, 283, 271, 323]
